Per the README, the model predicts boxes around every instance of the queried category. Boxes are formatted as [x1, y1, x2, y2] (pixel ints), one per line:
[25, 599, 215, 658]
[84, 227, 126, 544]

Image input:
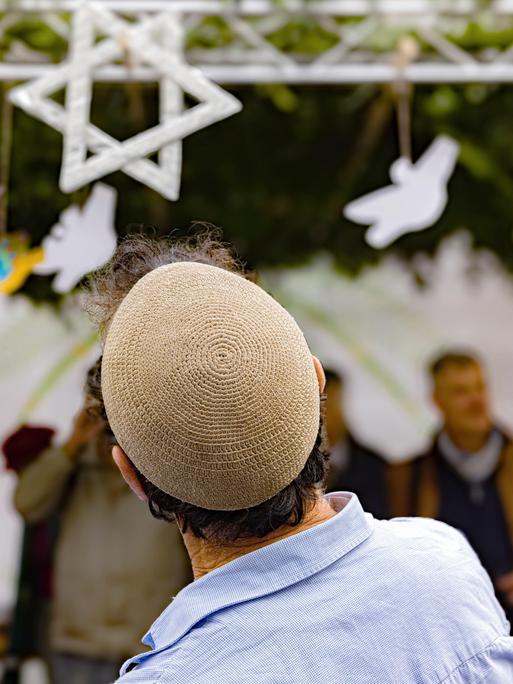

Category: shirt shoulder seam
[436, 634, 504, 684]
[136, 621, 231, 684]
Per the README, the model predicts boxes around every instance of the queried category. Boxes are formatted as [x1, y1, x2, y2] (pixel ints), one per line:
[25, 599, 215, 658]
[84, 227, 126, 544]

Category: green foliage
[186, 16, 235, 50]
[0, 14, 68, 61]
[449, 19, 513, 50]
[265, 19, 338, 54]
[8, 81, 513, 305]
[2, 11, 513, 302]
[254, 84, 299, 112]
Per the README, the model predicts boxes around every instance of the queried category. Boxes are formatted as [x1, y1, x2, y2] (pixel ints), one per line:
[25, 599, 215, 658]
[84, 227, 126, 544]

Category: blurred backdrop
[2, 1, 513, 679]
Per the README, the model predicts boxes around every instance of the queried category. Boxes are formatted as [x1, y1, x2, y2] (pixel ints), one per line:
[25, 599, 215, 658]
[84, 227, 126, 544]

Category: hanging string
[392, 36, 419, 161]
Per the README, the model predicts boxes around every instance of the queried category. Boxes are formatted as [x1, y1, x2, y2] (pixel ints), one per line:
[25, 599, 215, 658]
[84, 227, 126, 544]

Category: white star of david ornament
[9, 3, 242, 200]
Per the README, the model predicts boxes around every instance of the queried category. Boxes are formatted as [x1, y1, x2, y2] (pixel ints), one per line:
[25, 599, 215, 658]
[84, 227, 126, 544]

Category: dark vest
[327, 434, 389, 519]
[436, 454, 513, 579]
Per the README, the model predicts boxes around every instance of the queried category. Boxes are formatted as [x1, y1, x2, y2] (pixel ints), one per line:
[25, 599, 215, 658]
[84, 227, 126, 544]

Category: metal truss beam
[2, 0, 513, 84]
[2, 0, 513, 15]
[3, 62, 513, 84]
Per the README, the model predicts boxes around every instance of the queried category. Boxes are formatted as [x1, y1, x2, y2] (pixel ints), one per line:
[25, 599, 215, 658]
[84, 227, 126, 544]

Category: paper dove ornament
[344, 135, 459, 249]
[34, 183, 117, 293]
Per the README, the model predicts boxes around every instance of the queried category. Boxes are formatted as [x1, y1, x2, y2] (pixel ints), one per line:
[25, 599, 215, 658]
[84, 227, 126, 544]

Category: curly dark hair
[84, 230, 328, 544]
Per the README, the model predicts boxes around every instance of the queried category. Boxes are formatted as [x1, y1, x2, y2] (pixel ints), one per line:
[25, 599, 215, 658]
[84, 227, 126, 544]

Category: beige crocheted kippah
[101, 262, 320, 510]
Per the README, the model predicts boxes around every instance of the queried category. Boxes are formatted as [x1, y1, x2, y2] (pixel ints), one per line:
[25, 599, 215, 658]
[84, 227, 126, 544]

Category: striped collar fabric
[120, 493, 373, 673]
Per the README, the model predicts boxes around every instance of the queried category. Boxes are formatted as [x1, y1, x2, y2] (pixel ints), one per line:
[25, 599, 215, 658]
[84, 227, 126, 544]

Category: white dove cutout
[344, 135, 459, 249]
[34, 183, 117, 293]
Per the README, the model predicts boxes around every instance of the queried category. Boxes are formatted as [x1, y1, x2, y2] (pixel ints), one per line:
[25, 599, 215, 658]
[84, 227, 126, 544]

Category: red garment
[2, 424, 55, 472]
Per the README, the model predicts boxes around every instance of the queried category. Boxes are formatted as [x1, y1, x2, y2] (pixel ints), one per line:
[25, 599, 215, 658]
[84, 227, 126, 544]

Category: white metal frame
[8, 3, 242, 198]
[0, 1, 512, 14]
[2, 0, 513, 83]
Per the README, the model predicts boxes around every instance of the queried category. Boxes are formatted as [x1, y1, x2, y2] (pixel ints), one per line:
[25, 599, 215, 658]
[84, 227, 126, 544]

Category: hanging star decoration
[9, 2, 242, 200]
[0, 232, 44, 295]
[344, 135, 459, 249]
[33, 183, 118, 294]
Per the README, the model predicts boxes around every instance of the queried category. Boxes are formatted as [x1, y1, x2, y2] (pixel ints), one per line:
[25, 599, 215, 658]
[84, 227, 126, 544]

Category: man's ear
[312, 355, 326, 394]
[112, 445, 148, 502]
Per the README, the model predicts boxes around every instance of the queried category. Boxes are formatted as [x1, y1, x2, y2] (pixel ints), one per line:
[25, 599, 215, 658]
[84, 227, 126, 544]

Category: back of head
[86, 232, 325, 539]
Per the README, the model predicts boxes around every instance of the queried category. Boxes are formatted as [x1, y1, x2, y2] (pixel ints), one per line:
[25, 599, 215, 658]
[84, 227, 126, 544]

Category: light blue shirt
[117, 493, 513, 683]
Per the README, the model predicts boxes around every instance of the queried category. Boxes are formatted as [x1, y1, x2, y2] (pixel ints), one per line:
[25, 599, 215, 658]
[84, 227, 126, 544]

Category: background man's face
[433, 362, 492, 437]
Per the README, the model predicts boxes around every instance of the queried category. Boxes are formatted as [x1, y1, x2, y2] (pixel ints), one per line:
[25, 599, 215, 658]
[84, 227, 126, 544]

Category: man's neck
[444, 427, 492, 454]
[183, 496, 337, 580]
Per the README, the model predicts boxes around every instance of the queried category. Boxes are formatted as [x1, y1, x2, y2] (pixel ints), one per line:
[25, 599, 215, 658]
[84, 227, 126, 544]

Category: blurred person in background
[13, 366, 192, 684]
[323, 368, 389, 518]
[390, 350, 513, 625]
[1, 425, 56, 684]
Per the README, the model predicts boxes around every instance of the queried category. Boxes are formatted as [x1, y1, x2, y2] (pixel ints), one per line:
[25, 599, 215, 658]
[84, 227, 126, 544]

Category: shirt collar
[437, 429, 503, 483]
[145, 492, 374, 651]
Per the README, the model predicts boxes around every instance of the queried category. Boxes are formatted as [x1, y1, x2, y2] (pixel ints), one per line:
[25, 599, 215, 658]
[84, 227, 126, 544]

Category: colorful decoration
[344, 135, 459, 249]
[9, 3, 242, 201]
[0, 232, 43, 295]
[33, 183, 117, 294]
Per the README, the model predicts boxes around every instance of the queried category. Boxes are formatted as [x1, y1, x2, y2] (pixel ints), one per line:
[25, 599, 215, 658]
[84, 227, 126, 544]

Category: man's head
[430, 351, 492, 438]
[86, 232, 328, 543]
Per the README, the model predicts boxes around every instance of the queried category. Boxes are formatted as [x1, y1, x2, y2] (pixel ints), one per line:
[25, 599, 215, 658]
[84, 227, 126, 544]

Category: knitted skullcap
[101, 262, 320, 510]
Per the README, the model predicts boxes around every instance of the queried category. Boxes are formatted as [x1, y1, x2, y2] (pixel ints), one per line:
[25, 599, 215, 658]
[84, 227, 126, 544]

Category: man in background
[2, 425, 56, 684]
[13, 367, 192, 684]
[390, 350, 513, 624]
[323, 368, 389, 518]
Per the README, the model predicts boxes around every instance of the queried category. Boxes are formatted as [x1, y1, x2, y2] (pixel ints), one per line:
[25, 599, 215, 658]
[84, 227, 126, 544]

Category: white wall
[263, 232, 513, 461]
